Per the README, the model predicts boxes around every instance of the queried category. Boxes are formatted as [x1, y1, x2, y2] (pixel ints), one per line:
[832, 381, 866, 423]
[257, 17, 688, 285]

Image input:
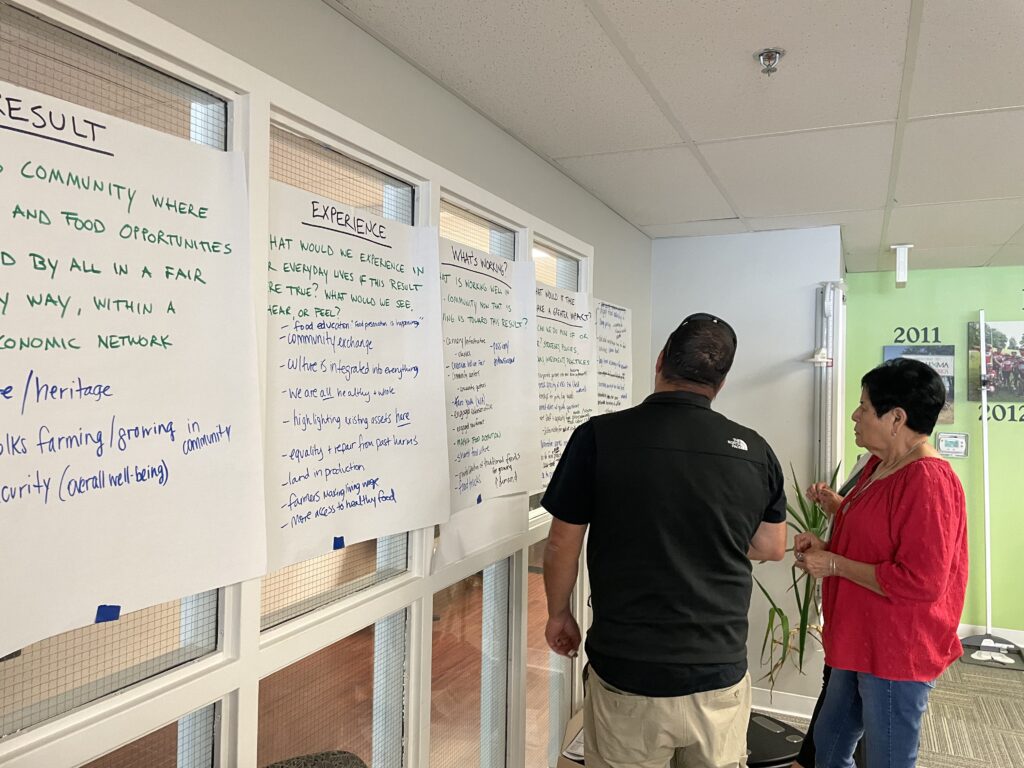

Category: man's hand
[543, 518, 587, 656]
[546, 611, 581, 657]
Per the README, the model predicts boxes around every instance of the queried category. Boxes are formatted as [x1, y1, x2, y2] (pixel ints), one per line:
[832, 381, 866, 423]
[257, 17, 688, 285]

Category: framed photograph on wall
[883, 345, 955, 423]
[967, 321, 1024, 402]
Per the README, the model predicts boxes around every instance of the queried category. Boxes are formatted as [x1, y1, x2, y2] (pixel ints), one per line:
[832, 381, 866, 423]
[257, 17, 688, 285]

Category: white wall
[129, 0, 653, 394]
[651, 226, 843, 710]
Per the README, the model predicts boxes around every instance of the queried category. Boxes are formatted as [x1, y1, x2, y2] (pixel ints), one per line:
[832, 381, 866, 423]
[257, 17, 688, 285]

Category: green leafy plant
[754, 464, 840, 691]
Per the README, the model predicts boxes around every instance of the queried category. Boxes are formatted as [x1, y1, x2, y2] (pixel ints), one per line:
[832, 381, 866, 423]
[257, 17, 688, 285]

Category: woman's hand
[793, 531, 825, 554]
[795, 549, 834, 579]
[806, 482, 844, 517]
[793, 532, 826, 572]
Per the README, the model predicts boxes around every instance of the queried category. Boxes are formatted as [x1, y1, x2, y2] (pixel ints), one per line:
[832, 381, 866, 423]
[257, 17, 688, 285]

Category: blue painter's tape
[333, 536, 346, 550]
[476, 494, 483, 504]
[95, 604, 121, 623]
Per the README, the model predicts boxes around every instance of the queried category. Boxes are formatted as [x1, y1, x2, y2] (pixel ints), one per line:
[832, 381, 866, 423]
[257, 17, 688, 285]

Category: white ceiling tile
[911, 0, 1024, 116]
[896, 112, 1024, 204]
[338, 0, 680, 158]
[887, 199, 1024, 249]
[641, 219, 748, 238]
[845, 244, 1002, 272]
[599, 0, 909, 140]
[700, 125, 894, 217]
[844, 250, 887, 273]
[907, 245, 998, 270]
[988, 244, 1024, 267]
[747, 210, 884, 253]
[557, 147, 734, 225]
[333, 0, 1024, 274]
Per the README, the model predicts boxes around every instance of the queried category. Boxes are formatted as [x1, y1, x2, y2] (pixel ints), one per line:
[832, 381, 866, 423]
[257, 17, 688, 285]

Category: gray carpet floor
[759, 661, 1024, 767]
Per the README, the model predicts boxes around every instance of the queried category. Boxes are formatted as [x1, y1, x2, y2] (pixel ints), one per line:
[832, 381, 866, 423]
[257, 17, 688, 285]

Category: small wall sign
[935, 432, 969, 458]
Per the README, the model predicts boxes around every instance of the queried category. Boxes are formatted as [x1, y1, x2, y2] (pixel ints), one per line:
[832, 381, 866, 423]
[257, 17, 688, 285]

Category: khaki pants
[583, 668, 751, 768]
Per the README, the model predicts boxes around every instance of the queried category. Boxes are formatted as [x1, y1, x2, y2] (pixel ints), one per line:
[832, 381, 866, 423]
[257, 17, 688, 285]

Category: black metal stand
[747, 713, 865, 767]
[746, 713, 804, 767]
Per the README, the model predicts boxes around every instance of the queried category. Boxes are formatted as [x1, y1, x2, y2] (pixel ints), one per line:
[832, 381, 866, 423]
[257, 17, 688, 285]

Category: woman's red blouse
[822, 456, 968, 682]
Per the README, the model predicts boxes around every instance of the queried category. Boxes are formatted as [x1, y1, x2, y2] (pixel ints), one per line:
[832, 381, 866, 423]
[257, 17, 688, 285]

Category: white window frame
[0, 1, 595, 766]
[439, 192, 522, 262]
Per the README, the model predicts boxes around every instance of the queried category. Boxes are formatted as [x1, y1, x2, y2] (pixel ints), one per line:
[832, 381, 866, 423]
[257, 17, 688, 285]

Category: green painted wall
[845, 266, 1024, 632]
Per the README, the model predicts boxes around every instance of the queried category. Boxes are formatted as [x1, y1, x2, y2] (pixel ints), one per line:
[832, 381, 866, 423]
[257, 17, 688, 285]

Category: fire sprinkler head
[754, 48, 786, 76]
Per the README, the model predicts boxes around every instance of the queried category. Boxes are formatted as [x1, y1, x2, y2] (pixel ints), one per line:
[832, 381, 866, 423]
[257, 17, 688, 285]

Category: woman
[793, 358, 968, 768]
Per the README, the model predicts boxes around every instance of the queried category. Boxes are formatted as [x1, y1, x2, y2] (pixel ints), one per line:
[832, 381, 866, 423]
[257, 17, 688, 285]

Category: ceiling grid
[327, 0, 1024, 272]
[875, 0, 924, 270]
[581, 0, 751, 233]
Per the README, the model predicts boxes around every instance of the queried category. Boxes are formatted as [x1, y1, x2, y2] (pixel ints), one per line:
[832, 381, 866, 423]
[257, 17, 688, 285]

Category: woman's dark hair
[661, 313, 736, 388]
[861, 358, 946, 435]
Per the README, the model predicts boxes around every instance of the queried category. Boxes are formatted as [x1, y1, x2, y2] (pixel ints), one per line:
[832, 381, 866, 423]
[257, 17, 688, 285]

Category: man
[543, 313, 787, 768]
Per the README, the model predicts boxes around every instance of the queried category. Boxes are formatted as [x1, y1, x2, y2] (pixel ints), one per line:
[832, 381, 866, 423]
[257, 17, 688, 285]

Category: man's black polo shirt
[542, 390, 786, 696]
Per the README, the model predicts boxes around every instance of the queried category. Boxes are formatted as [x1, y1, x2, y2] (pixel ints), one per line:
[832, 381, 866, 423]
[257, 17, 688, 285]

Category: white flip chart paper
[595, 300, 633, 414]
[266, 181, 449, 569]
[535, 286, 597, 486]
[0, 81, 264, 656]
[440, 238, 541, 511]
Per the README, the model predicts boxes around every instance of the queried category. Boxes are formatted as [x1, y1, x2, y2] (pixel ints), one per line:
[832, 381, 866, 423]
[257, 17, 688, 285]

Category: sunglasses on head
[678, 312, 737, 347]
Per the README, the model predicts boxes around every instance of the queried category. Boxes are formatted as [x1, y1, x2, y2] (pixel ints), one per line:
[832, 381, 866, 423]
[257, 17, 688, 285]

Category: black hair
[661, 314, 736, 388]
[861, 358, 946, 435]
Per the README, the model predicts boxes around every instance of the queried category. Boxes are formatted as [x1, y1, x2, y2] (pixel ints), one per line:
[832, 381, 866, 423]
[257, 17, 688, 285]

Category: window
[81, 703, 216, 768]
[532, 244, 579, 291]
[258, 611, 407, 767]
[431, 561, 510, 767]
[0, 3, 225, 146]
[0, 1, 224, 733]
[0, 594, 218, 737]
[440, 200, 516, 260]
[262, 126, 414, 630]
[526, 540, 570, 767]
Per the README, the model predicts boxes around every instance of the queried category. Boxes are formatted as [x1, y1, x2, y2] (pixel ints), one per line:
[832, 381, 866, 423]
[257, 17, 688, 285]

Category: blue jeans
[813, 669, 934, 768]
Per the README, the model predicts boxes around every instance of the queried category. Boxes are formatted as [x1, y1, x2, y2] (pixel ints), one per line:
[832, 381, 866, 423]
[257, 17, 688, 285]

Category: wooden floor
[84, 722, 178, 768]
[83, 570, 562, 768]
